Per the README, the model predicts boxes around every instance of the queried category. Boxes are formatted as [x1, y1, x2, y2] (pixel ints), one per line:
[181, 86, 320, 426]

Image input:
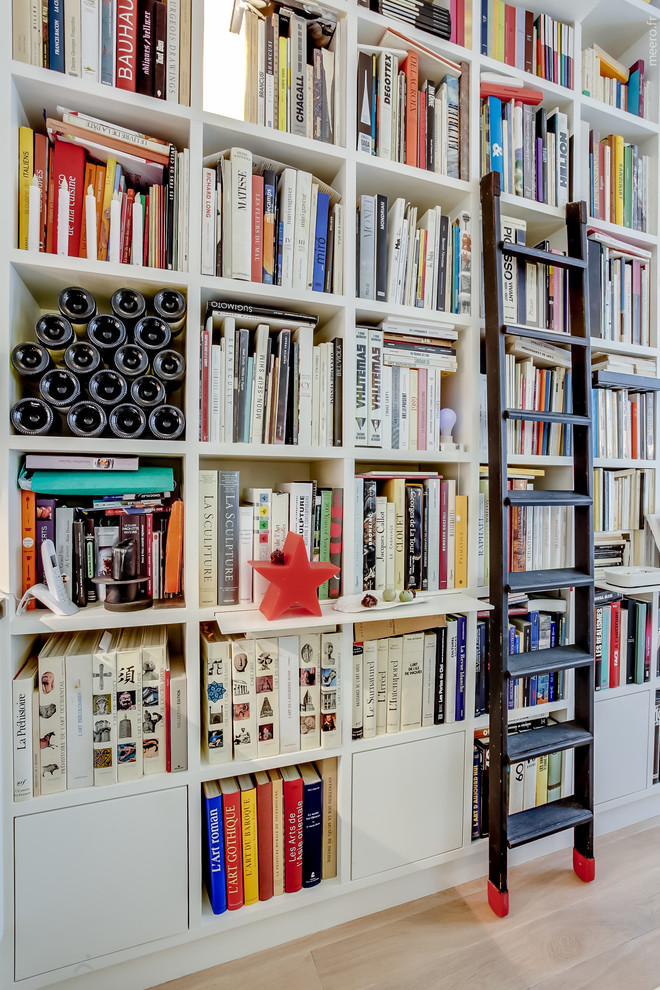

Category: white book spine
[13, 0, 30, 63]
[280, 167, 297, 289]
[400, 632, 424, 731]
[386, 636, 402, 733]
[355, 325, 368, 445]
[31, 685, 40, 797]
[332, 202, 344, 296]
[201, 167, 216, 275]
[290, 14, 306, 137]
[382, 364, 392, 450]
[377, 51, 396, 160]
[13, 661, 37, 801]
[376, 638, 388, 734]
[359, 194, 376, 300]
[92, 641, 117, 786]
[64, 0, 81, 76]
[201, 633, 232, 764]
[509, 760, 525, 814]
[211, 344, 221, 443]
[362, 640, 377, 739]
[278, 636, 300, 753]
[222, 317, 235, 444]
[257, 16, 266, 126]
[141, 633, 168, 776]
[293, 170, 313, 290]
[255, 638, 279, 757]
[166, 0, 180, 102]
[116, 643, 143, 781]
[375, 495, 387, 591]
[238, 505, 254, 605]
[66, 647, 94, 789]
[249, 323, 269, 443]
[81, 0, 99, 80]
[231, 638, 257, 760]
[199, 470, 218, 607]
[299, 633, 321, 750]
[39, 648, 66, 795]
[422, 632, 437, 727]
[55, 506, 74, 604]
[352, 643, 364, 739]
[320, 631, 341, 748]
[270, 491, 289, 553]
[293, 326, 313, 445]
[385, 501, 396, 589]
[368, 327, 383, 446]
[231, 147, 252, 281]
[446, 479, 456, 588]
[318, 342, 328, 447]
[312, 345, 321, 447]
[444, 620, 457, 724]
[169, 659, 187, 772]
[523, 757, 537, 809]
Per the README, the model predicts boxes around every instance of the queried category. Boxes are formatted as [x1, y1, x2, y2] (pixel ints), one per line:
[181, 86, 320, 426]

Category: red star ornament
[248, 531, 340, 620]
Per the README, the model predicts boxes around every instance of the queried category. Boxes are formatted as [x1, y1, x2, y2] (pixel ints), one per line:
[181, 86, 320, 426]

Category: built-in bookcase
[2, 1, 660, 988]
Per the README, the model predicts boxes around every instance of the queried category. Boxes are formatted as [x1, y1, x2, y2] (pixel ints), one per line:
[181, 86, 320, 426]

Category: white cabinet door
[351, 732, 465, 881]
[14, 787, 188, 980]
[595, 691, 650, 806]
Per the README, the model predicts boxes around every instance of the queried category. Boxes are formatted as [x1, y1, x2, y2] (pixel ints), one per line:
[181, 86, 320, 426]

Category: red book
[450, 0, 456, 44]
[456, 0, 464, 48]
[122, 189, 135, 264]
[504, 5, 516, 65]
[34, 133, 49, 252]
[145, 512, 153, 596]
[439, 480, 449, 589]
[52, 138, 86, 258]
[402, 51, 419, 168]
[281, 764, 303, 892]
[610, 601, 621, 688]
[645, 607, 652, 681]
[46, 151, 56, 254]
[255, 771, 274, 901]
[524, 11, 534, 75]
[116, 0, 137, 92]
[220, 777, 244, 910]
[480, 84, 543, 106]
[418, 90, 426, 170]
[252, 176, 264, 283]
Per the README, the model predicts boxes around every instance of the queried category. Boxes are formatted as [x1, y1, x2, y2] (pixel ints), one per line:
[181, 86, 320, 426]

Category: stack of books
[203, 758, 338, 913]
[478, 2, 574, 88]
[12, 626, 185, 801]
[198, 472, 343, 607]
[201, 149, 343, 293]
[582, 46, 647, 118]
[588, 129, 650, 232]
[201, 624, 341, 764]
[359, 0, 454, 43]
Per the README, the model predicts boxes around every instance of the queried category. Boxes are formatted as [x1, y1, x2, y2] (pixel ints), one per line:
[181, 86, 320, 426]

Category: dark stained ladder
[480, 171, 596, 917]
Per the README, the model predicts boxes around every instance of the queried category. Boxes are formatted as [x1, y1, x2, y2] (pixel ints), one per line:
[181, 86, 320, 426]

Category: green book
[635, 601, 647, 685]
[624, 144, 633, 229]
[318, 488, 333, 600]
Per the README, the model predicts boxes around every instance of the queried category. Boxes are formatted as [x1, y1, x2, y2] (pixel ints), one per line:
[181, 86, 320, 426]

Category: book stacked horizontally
[203, 758, 337, 913]
[18, 112, 188, 270]
[360, 0, 454, 43]
[199, 472, 343, 607]
[356, 31, 469, 181]
[12, 0, 192, 104]
[201, 149, 343, 293]
[12, 626, 186, 802]
[201, 624, 341, 765]
[200, 302, 342, 447]
[582, 45, 648, 118]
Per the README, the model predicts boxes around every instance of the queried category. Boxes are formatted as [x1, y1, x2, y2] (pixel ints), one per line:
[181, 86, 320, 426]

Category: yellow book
[268, 768, 284, 896]
[464, 0, 472, 49]
[536, 753, 549, 805]
[278, 35, 288, 131]
[99, 158, 116, 262]
[382, 478, 405, 589]
[592, 43, 628, 84]
[497, 0, 505, 61]
[614, 134, 624, 226]
[491, 0, 499, 57]
[18, 126, 33, 250]
[238, 773, 259, 905]
[314, 757, 337, 879]
[454, 494, 468, 588]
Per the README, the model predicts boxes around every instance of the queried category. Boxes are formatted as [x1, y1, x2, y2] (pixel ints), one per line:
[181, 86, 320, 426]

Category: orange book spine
[402, 51, 419, 168]
[94, 165, 106, 253]
[21, 491, 37, 609]
[164, 499, 184, 594]
[79, 162, 97, 258]
[33, 133, 49, 252]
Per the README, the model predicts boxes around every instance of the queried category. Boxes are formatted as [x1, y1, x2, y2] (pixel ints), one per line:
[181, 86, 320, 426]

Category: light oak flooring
[152, 816, 660, 990]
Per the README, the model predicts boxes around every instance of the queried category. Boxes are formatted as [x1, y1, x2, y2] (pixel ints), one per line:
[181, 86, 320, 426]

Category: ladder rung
[506, 568, 593, 593]
[504, 409, 590, 426]
[507, 645, 594, 679]
[501, 242, 587, 270]
[502, 324, 589, 347]
[592, 370, 660, 393]
[505, 490, 592, 507]
[507, 799, 593, 848]
[506, 721, 593, 764]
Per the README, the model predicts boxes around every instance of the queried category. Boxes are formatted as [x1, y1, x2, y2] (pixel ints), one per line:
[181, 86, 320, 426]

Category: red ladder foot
[573, 849, 595, 882]
[487, 880, 509, 917]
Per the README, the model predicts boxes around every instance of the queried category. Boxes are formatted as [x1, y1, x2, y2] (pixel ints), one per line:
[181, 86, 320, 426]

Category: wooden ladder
[480, 170, 595, 917]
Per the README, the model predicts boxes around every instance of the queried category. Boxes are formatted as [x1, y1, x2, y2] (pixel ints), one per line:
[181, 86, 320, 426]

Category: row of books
[593, 387, 655, 462]
[203, 758, 337, 914]
[505, 351, 573, 458]
[201, 150, 343, 294]
[356, 198, 471, 315]
[201, 624, 341, 766]
[199, 311, 341, 448]
[582, 46, 647, 119]
[20, 466, 183, 609]
[504, 475, 574, 573]
[472, 720, 569, 839]
[12, 0, 191, 104]
[594, 467, 655, 533]
[594, 589, 652, 691]
[12, 626, 184, 801]
[352, 619, 467, 734]
[588, 130, 650, 233]
[587, 232, 651, 347]
[506, 601, 568, 710]
[479, 3, 574, 88]
[355, 323, 457, 451]
[18, 116, 188, 270]
[480, 97, 569, 208]
[237, 1, 338, 144]
[356, 42, 469, 180]
[198, 472, 343, 608]
[355, 473, 467, 594]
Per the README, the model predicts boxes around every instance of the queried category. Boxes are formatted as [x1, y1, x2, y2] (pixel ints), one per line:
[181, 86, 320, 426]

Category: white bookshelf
[2, 1, 660, 988]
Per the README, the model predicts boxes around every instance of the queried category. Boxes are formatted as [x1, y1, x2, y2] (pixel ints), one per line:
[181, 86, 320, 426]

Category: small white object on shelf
[603, 566, 660, 588]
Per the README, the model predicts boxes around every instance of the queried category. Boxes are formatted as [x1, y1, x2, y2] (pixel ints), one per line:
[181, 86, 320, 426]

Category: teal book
[19, 465, 175, 497]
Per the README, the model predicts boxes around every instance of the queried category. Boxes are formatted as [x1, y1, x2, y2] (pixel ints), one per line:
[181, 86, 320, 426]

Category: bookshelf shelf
[354, 447, 472, 463]
[586, 216, 659, 245]
[200, 112, 349, 162]
[10, 251, 192, 294]
[7, 435, 189, 456]
[590, 338, 658, 358]
[199, 746, 343, 783]
[355, 156, 472, 206]
[354, 299, 471, 328]
[479, 54, 575, 99]
[9, 603, 188, 636]
[580, 96, 660, 139]
[594, 457, 657, 467]
[198, 276, 346, 314]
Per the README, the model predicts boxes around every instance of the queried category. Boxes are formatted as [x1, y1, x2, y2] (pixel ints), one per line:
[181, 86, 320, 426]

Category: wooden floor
[152, 816, 660, 990]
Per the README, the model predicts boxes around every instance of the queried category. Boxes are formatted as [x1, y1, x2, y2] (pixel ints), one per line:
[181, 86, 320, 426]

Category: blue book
[455, 614, 467, 721]
[537, 673, 549, 704]
[564, 370, 573, 455]
[628, 69, 640, 117]
[276, 218, 284, 286]
[488, 97, 504, 179]
[312, 192, 330, 292]
[300, 764, 323, 887]
[453, 223, 460, 313]
[203, 781, 227, 914]
[48, 0, 65, 72]
[100, 0, 116, 87]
